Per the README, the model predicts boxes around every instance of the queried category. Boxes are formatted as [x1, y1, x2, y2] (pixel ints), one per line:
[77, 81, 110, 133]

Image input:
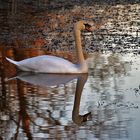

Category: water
[0, 1, 140, 139]
[0, 49, 140, 140]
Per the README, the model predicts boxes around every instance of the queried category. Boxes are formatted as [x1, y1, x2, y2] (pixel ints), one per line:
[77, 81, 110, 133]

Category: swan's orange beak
[84, 23, 93, 32]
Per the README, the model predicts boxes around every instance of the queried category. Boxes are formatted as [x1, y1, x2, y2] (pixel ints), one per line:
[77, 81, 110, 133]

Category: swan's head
[74, 21, 93, 32]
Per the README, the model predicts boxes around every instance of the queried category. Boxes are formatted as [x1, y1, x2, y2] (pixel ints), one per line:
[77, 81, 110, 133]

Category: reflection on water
[0, 48, 140, 140]
[11, 72, 80, 87]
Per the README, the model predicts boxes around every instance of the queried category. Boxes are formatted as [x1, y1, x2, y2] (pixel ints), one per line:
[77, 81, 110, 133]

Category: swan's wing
[18, 55, 79, 73]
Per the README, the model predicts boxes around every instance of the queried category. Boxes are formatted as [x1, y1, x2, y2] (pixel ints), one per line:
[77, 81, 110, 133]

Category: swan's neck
[74, 29, 87, 72]
[74, 29, 84, 64]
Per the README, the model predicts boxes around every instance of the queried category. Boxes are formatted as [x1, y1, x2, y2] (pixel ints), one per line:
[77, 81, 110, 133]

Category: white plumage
[6, 55, 80, 73]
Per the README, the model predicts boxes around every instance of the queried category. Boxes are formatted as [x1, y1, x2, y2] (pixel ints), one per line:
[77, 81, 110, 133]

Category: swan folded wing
[17, 55, 79, 73]
[38, 55, 79, 73]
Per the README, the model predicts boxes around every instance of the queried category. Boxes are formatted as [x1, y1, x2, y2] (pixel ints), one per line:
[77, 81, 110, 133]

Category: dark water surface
[0, 2, 140, 53]
[0, 49, 140, 140]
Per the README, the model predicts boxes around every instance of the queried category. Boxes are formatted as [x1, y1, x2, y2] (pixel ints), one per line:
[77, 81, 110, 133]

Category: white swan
[6, 21, 93, 73]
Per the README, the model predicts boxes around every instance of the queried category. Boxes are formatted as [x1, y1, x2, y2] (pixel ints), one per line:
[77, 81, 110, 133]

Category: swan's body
[6, 55, 83, 73]
[6, 21, 92, 73]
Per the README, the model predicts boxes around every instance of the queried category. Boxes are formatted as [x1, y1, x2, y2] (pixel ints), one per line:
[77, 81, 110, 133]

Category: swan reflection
[72, 74, 91, 125]
[10, 72, 91, 125]
[11, 72, 80, 87]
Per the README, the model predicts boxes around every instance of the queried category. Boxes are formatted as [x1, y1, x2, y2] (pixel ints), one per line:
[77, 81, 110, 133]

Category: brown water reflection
[1, 48, 140, 139]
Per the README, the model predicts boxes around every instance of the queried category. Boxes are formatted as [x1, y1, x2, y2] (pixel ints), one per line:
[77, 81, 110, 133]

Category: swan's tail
[6, 57, 18, 66]
[6, 76, 17, 81]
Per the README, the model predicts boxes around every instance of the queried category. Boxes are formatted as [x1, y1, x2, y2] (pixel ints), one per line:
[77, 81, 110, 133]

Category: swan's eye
[84, 23, 92, 32]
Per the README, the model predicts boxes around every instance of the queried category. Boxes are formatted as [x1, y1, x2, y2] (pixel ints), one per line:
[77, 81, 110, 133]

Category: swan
[6, 21, 93, 73]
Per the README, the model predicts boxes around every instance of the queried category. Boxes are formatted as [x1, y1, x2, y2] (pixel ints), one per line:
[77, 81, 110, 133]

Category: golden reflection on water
[0, 47, 140, 139]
